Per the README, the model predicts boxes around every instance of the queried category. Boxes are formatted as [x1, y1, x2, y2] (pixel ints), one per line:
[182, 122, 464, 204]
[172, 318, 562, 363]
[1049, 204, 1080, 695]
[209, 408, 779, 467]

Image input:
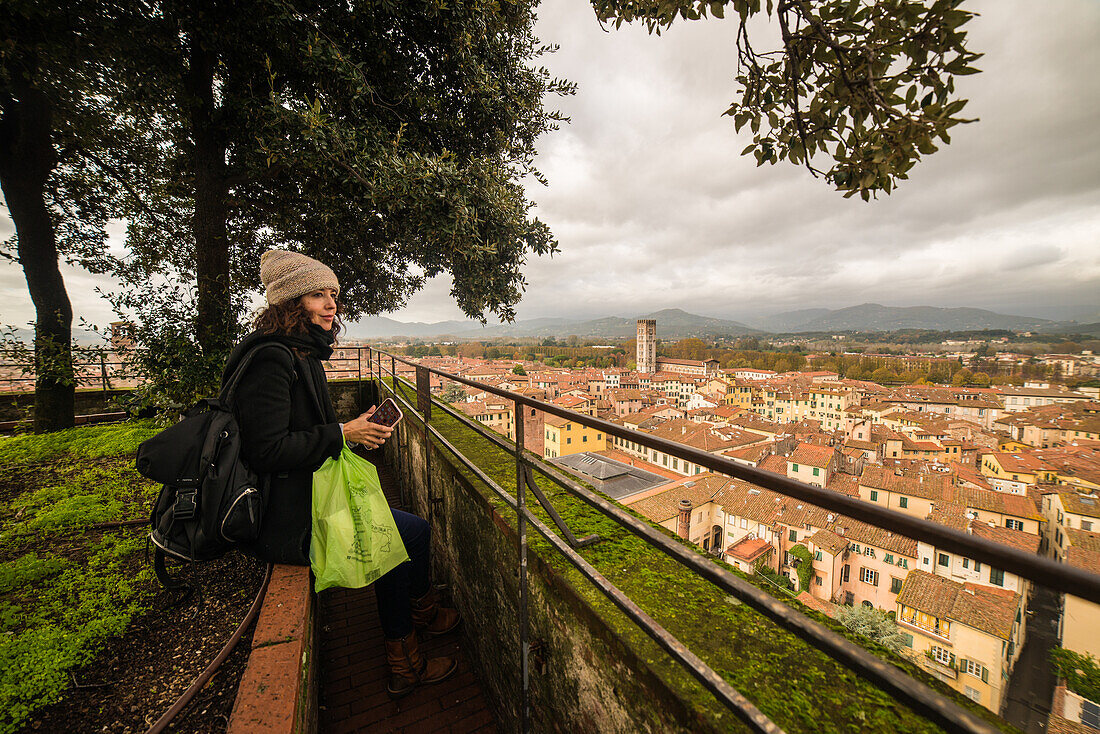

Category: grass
[395, 379, 1016, 733]
[0, 420, 158, 467]
[0, 420, 161, 733]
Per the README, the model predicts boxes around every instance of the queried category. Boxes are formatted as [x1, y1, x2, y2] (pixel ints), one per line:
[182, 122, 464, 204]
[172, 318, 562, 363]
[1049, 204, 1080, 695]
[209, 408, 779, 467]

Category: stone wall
[0, 388, 133, 421]
[383, 399, 720, 734]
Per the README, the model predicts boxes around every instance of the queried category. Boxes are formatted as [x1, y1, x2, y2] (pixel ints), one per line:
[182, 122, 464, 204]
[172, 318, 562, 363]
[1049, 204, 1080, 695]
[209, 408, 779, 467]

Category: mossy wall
[383, 397, 721, 733]
[0, 388, 133, 421]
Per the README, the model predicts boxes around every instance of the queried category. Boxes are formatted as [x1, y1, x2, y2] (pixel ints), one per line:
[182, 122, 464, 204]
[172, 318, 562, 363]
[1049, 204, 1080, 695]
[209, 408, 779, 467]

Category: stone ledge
[228, 565, 317, 734]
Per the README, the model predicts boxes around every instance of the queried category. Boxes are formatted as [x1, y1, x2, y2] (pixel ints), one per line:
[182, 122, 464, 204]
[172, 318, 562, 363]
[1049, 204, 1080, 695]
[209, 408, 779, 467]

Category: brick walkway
[317, 451, 498, 734]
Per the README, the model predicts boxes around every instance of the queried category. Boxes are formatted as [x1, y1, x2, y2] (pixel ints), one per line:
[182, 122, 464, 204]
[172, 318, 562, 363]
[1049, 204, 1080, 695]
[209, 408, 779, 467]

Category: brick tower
[636, 319, 656, 374]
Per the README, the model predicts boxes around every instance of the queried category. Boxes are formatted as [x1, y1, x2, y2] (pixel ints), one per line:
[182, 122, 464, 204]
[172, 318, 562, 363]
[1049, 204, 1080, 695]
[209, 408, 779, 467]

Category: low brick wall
[228, 565, 318, 734]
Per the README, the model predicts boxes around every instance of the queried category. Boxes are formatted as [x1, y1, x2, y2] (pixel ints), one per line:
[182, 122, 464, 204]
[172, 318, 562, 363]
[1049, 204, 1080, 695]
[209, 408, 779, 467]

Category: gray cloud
[2, 0, 1098, 329]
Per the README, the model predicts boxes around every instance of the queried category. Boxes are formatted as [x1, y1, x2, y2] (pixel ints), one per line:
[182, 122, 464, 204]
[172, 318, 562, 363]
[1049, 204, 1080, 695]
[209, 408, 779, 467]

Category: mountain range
[344, 309, 761, 341]
[5, 304, 1094, 346]
[344, 303, 1099, 341]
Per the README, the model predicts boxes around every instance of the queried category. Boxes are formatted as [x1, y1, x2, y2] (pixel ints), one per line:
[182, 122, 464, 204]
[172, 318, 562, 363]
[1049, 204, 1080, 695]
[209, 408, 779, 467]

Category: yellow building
[980, 452, 1056, 486]
[543, 416, 606, 459]
[455, 400, 514, 440]
[1042, 489, 1100, 560]
[1061, 528, 1100, 660]
[896, 570, 1024, 713]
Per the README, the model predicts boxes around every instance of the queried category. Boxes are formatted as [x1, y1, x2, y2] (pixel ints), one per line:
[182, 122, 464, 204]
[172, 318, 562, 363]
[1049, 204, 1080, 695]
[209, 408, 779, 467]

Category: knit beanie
[260, 250, 340, 305]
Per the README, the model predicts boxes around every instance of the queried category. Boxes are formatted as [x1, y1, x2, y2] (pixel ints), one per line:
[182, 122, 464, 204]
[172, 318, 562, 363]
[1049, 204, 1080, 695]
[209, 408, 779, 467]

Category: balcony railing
[358, 347, 1100, 734]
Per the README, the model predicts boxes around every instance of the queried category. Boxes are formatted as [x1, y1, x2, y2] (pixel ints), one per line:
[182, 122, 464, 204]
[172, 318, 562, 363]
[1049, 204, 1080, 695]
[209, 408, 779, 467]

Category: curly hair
[253, 297, 344, 342]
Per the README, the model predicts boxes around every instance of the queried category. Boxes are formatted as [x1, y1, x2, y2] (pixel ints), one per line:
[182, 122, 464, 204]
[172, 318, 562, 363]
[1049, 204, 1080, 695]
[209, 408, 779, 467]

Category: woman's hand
[342, 406, 394, 449]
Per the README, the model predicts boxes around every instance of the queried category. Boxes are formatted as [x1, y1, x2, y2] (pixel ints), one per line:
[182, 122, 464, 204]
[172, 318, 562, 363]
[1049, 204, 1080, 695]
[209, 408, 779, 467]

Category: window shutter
[981, 667, 988, 684]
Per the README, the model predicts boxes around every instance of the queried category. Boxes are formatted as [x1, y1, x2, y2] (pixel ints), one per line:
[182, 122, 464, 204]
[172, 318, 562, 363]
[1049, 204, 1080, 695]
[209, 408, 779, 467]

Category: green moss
[0, 419, 159, 467]
[0, 421, 158, 733]
[396, 382, 1015, 733]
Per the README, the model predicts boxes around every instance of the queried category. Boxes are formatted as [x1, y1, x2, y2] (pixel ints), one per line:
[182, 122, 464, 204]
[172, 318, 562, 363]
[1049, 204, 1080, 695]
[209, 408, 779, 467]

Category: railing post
[357, 347, 363, 413]
[99, 353, 110, 394]
[390, 354, 406, 507]
[416, 365, 434, 527]
[514, 398, 529, 733]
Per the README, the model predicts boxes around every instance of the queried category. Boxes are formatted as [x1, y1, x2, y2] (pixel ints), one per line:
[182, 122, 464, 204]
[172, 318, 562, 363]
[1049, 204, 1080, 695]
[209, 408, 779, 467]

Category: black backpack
[137, 342, 300, 588]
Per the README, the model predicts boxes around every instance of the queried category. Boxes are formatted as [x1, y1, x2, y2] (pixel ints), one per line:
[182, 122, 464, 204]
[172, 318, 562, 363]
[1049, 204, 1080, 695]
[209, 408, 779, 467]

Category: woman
[225, 249, 460, 699]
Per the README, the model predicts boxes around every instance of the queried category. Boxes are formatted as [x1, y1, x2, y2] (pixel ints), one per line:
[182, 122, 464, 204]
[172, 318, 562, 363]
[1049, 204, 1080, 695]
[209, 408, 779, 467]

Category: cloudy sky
[2, 0, 1099, 330]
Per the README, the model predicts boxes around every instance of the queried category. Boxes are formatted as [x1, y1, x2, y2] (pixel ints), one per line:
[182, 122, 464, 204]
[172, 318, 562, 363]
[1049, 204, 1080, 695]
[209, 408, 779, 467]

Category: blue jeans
[375, 509, 431, 639]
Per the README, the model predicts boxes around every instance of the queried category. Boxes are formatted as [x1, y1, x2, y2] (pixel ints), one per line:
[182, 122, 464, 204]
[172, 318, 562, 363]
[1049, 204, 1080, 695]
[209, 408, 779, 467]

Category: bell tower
[636, 319, 656, 373]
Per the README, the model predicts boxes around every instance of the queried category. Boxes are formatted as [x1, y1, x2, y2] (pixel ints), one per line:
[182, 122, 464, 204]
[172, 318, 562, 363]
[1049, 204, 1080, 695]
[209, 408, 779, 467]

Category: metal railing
[357, 347, 1100, 734]
[0, 355, 139, 394]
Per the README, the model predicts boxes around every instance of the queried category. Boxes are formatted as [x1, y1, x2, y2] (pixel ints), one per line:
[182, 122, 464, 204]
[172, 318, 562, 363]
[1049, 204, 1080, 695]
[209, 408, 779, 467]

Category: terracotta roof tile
[726, 536, 773, 562]
[788, 443, 835, 468]
[897, 570, 1019, 639]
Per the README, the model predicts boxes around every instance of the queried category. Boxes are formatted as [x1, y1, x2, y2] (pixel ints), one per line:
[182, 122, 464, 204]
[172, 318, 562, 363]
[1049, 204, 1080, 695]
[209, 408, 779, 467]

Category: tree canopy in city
[591, 0, 982, 199]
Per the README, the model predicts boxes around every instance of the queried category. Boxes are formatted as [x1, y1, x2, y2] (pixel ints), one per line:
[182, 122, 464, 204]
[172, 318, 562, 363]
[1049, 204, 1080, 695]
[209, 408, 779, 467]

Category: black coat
[222, 326, 343, 565]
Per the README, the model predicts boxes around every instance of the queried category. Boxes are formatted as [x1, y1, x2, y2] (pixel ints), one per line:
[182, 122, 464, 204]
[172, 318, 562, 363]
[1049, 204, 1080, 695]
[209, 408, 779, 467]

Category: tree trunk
[0, 77, 75, 432]
[186, 40, 233, 374]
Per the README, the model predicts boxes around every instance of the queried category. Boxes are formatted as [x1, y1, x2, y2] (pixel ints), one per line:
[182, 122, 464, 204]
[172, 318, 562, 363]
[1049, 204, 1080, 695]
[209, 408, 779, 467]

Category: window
[813, 467, 820, 477]
[1085, 520, 1094, 532]
[974, 561, 981, 572]
[860, 568, 879, 586]
[672, 458, 678, 469]
[1006, 519, 1024, 531]
[899, 497, 908, 509]
[566, 438, 571, 445]
[862, 600, 873, 608]
[961, 659, 988, 682]
[884, 553, 894, 564]
[789, 529, 797, 542]
[964, 686, 981, 704]
[938, 553, 950, 567]
[596, 433, 602, 440]
[582, 435, 588, 442]
[870, 490, 879, 502]
[902, 633, 914, 648]
[930, 646, 955, 667]
[890, 577, 903, 594]
[1082, 700, 1100, 729]
[815, 576, 822, 586]
[792, 463, 799, 471]
[842, 565, 850, 583]
[815, 550, 822, 561]
[990, 568, 1004, 587]
[740, 518, 748, 530]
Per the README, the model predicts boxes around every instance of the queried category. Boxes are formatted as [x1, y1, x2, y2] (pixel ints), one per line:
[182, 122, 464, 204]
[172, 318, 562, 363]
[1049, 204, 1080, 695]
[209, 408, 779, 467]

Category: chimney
[678, 499, 692, 540]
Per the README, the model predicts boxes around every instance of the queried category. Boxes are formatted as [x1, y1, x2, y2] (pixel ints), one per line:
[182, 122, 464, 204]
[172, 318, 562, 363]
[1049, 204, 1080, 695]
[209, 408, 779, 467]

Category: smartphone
[366, 398, 403, 428]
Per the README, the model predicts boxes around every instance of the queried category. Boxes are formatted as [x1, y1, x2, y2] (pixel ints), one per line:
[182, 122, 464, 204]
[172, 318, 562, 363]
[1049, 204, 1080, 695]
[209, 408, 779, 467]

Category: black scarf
[279, 323, 336, 360]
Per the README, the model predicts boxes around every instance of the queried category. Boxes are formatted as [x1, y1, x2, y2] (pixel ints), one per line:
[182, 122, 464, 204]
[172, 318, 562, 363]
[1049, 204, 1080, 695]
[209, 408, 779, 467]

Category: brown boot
[384, 630, 457, 699]
[411, 588, 462, 637]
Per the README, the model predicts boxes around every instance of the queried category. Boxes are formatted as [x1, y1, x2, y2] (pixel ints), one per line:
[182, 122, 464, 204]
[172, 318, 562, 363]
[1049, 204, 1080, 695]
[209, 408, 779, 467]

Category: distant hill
[752, 308, 831, 333]
[752, 303, 1069, 334]
[345, 308, 761, 341]
[2, 327, 108, 347]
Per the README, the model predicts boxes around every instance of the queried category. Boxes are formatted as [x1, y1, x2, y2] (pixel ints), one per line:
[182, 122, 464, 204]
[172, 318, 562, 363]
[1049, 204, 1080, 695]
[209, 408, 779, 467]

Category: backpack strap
[219, 342, 296, 405]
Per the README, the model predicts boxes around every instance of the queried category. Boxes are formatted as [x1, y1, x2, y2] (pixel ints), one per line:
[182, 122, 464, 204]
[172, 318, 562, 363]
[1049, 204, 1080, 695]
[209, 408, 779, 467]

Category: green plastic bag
[310, 440, 409, 593]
